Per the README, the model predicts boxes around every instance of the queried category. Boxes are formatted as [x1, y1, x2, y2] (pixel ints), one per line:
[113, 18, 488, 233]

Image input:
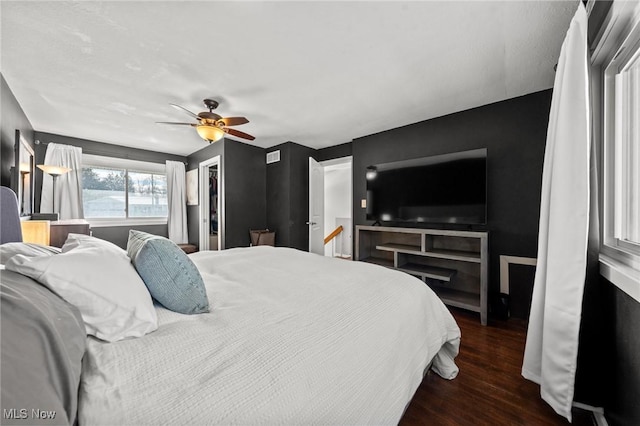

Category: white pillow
[6, 235, 158, 342]
[62, 232, 110, 252]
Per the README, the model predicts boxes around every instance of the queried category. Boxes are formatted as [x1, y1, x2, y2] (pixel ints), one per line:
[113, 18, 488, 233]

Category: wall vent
[266, 150, 281, 164]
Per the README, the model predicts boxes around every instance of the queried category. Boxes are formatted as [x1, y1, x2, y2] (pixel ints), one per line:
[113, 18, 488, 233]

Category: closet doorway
[199, 156, 223, 251]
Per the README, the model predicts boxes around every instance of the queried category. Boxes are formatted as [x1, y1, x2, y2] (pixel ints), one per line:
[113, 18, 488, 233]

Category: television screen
[366, 148, 487, 225]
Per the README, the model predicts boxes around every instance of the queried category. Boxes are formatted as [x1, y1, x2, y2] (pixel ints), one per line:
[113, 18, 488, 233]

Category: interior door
[308, 157, 324, 255]
[199, 156, 222, 251]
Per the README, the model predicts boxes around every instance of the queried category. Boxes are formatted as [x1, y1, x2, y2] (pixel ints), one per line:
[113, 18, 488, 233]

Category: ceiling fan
[157, 99, 255, 143]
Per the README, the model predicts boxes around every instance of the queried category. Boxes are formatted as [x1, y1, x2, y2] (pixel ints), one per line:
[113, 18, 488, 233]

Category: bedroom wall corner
[351, 89, 553, 320]
[315, 142, 353, 162]
[32, 131, 186, 214]
[32, 131, 187, 246]
[600, 278, 640, 426]
[223, 140, 267, 248]
[288, 142, 315, 251]
[186, 141, 225, 248]
[265, 141, 315, 251]
[1, 74, 35, 190]
[266, 142, 292, 247]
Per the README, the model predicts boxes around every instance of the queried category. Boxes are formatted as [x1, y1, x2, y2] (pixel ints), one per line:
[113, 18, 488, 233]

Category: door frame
[320, 156, 353, 257]
[199, 155, 223, 251]
[308, 157, 325, 254]
[308, 155, 353, 255]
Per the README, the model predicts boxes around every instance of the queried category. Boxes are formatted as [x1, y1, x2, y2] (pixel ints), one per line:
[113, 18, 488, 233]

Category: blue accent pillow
[127, 230, 209, 315]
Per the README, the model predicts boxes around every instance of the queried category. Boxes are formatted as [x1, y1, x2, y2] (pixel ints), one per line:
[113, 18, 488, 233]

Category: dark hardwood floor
[400, 308, 594, 426]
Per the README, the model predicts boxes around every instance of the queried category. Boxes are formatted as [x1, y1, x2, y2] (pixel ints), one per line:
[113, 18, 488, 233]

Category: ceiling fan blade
[224, 127, 255, 141]
[198, 112, 222, 121]
[156, 121, 196, 126]
[169, 103, 201, 120]
[220, 117, 249, 126]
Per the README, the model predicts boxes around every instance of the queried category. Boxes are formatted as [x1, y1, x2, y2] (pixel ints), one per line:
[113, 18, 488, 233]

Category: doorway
[308, 156, 352, 258]
[199, 156, 223, 251]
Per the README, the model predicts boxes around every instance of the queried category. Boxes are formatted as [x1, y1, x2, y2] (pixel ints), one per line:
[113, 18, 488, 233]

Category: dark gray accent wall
[186, 139, 266, 249]
[186, 141, 224, 248]
[32, 131, 187, 245]
[601, 281, 640, 426]
[266, 143, 291, 246]
[1, 74, 34, 189]
[224, 140, 267, 248]
[33, 131, 185, 163]
[266, 142, 314, 251]
[315, 142, 352, 162]
[92, 224, 169, 249]
[33, 131, 185, 212]
[352, 89, 552, 317]
[585, 4, 637, 424]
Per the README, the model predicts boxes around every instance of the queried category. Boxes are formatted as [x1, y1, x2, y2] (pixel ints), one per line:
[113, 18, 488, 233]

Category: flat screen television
[366, 148, 487, 226]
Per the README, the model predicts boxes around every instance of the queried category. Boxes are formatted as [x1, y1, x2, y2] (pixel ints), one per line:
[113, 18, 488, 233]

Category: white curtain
[522, 3, 591, 422]
[40, 143, 84, 219]
[166, 160, 188, 244]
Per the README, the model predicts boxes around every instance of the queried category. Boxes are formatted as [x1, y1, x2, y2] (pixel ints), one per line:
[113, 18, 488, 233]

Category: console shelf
[356, 225, 489, 325]
[397, 263, 456, 282]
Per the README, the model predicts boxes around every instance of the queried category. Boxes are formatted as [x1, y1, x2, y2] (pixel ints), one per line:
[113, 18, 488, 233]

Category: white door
[308, 157, 324, 254]
[199, 156, 222, 251]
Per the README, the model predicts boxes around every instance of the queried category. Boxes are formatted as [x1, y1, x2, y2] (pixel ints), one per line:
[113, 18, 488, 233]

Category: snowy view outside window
[82, 167, 167, 218]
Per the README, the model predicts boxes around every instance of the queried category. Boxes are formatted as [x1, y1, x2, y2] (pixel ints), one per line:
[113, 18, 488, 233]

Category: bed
[1, 232, 460, 425]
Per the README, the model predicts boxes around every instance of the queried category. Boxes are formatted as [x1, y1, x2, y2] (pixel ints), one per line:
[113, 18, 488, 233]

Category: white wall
[323, 162, 352, 257]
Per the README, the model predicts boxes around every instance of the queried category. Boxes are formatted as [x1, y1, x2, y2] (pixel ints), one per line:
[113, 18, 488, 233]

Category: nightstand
[50, 219, 91, 248]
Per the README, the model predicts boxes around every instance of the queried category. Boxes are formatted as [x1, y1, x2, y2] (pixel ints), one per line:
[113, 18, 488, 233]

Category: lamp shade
[196, 125, 225, 143]
[37, 164, 71, 176]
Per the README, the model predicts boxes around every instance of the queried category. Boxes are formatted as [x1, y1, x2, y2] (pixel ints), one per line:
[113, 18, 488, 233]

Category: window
[81, 155, 167, 222]
[82, 166, 127, 218]
[596, 5, 640, 301]
[607, 34, 640, 252]
[127, 171, 167, 218]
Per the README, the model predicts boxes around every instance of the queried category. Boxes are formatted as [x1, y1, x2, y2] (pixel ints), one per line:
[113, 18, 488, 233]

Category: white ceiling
[1, 1, 577, 156]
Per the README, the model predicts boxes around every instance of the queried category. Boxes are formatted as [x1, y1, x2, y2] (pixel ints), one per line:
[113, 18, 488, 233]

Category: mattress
[79, 246, 460, 425]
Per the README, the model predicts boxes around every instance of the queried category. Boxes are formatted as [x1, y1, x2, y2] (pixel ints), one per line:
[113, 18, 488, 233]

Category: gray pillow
[1, 269, 86, 425]
[127, 230, 209, 315]
[0, 242, 61, 265]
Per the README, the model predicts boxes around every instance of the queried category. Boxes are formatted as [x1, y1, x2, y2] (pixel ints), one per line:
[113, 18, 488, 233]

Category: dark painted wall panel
[266, 143, 291, 246]
[602, 280, 640, 426]
[33, 132, 185, 163]
[186, 139, 265, 249]
[31, 131, 187, 244]
[186, 141, 224, 248]
[265, 142, 314, 251]
[1, 74, 34, 189]
[224, 140, 267, 248]
[352, 89, 552, 314]
[33, 131, 186, 213]
[288, 143, 315, 251]
[315, 142, 352, 162]
[92, 224, 169, 249]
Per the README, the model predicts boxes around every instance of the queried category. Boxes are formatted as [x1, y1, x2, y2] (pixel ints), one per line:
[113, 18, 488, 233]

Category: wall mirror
[15, 130, 35, 216]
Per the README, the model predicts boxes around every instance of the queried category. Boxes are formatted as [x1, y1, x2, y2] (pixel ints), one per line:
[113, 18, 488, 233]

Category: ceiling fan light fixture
[196, 125, 225, 143]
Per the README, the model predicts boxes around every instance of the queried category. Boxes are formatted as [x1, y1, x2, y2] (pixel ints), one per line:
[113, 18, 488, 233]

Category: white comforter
[79, 246, 460, 425]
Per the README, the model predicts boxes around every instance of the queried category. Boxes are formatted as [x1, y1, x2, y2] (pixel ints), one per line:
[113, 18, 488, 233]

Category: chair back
[1, 186, 23, 244]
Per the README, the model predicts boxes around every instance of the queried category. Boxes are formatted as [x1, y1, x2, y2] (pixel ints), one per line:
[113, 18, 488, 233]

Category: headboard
[0, 186, 22, 244]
